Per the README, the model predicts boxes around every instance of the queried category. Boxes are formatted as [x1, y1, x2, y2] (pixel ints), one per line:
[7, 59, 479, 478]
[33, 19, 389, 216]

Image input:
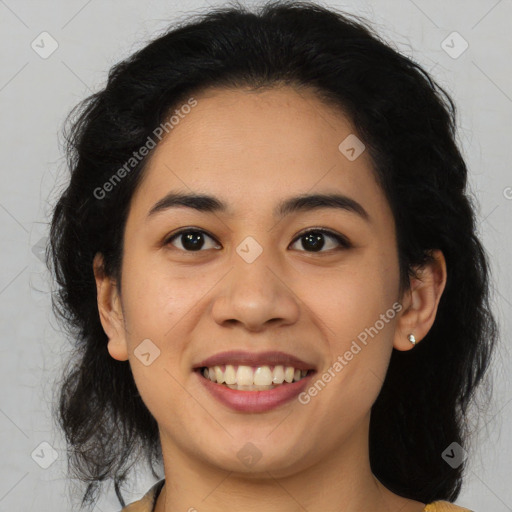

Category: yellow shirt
[120, 480, 474, 511]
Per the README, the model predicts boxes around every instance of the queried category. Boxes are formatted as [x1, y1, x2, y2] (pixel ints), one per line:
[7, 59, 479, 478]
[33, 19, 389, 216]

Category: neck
[153, 414, 420, 512]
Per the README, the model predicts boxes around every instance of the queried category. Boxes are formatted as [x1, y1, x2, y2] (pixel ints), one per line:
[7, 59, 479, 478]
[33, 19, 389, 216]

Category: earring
[408, 334, 416, 346]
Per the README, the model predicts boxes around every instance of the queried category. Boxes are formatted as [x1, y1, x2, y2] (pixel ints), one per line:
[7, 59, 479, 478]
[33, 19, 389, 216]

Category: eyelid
[291, 227, 352, 248]
[164, 226, 352, 251]
[164, 227, 220, 248]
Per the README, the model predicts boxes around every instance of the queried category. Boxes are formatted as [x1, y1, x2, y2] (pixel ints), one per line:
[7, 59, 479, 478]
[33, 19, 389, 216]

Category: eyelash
[164, 227, 352, 253]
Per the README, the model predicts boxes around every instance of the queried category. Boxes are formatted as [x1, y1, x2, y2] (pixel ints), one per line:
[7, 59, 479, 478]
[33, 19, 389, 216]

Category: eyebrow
[147, 191, 370, 223]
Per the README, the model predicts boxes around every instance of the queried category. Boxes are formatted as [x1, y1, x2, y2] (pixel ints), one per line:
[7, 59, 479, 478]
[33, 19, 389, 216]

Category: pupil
[180, 231, 326, 252]
[302, 231, 324, 252]
[182, 231, 204, 251]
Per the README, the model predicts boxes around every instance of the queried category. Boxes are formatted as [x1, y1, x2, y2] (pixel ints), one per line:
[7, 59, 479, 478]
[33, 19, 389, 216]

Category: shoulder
[424, 501, 474, 511]
[119, 487, 474, 512]
[120, 480, 165, 512]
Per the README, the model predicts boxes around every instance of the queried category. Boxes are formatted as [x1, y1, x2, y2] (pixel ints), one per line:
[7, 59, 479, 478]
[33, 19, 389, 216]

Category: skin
[94, 85, 447, 512]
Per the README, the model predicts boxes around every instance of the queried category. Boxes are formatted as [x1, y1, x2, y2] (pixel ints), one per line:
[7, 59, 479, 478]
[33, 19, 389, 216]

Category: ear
[93, 252, 129, 361]
[393, 249, 447, 351]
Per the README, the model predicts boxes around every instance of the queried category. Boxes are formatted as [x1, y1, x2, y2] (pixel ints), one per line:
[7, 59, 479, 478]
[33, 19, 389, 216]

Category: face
[98, 85, 410, 477]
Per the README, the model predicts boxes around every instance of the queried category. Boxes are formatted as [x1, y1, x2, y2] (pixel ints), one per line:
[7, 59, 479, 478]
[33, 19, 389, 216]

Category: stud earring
[408, 334, 416, 346]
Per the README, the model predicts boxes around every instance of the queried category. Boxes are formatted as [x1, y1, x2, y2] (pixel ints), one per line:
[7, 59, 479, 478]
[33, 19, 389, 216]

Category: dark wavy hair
[47, 0, 498, 509]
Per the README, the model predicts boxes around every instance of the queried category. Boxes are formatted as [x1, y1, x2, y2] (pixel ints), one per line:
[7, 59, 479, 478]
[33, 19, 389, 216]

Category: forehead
[129, 85, 390, 224]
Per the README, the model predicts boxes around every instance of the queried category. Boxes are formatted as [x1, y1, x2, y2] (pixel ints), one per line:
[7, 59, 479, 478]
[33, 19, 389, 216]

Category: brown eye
[290, 229, 352, 253]
[166, 229, 221, 251]
[165, 227, 351, 253]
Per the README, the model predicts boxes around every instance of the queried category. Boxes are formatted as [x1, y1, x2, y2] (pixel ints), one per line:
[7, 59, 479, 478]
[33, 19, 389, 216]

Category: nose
[210, 251, 301, 332]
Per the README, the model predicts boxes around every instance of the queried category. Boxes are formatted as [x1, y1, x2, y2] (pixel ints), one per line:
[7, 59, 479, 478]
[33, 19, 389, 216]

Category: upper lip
[193, 350, 316, 371]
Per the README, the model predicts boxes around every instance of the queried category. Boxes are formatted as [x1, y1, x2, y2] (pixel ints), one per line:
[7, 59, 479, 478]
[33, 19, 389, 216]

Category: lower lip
[195, 369, 315, 413]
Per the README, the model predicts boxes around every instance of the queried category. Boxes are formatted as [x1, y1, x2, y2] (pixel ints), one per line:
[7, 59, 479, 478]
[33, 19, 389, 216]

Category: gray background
[0, 0, 511, 510]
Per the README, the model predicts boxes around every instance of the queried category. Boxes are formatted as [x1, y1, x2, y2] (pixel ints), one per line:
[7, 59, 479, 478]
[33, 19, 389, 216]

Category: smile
[194, 365, 316, 412]
[199, 364, 310, 390]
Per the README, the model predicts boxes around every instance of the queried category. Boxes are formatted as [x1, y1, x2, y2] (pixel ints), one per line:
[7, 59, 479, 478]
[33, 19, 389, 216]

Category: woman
[47, 1, 497, 511]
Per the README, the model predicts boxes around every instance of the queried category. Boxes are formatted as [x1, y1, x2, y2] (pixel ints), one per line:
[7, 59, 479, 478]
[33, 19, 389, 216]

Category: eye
[165, 228, 221, 252]
[290, 228, 352, 253]
[164, 227, 351, 253]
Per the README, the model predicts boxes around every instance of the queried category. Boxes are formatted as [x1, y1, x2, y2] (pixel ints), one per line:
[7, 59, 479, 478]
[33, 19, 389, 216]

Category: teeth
[236, 365, 254, 386]
[200, 364, 309, 387]
[284, 366, 294, 383]
[254, 366, 273, 386]
[214, 366, 224, 384]
[272, 365, 285, 384]
[224, 364, 236, 385]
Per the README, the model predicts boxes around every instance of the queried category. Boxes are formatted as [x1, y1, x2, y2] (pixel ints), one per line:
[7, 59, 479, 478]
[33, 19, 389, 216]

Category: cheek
[303, 252, 397, 395]
[120, 256, 202, 341]
[305, 259, 395, 339]
[123, 282, 196, 423]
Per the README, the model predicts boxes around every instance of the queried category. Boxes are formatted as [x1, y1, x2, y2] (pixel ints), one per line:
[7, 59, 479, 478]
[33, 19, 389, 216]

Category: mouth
[192, 350, 317, 412]
[194, 364, 313, 391]
[193, 363, 317, 413]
